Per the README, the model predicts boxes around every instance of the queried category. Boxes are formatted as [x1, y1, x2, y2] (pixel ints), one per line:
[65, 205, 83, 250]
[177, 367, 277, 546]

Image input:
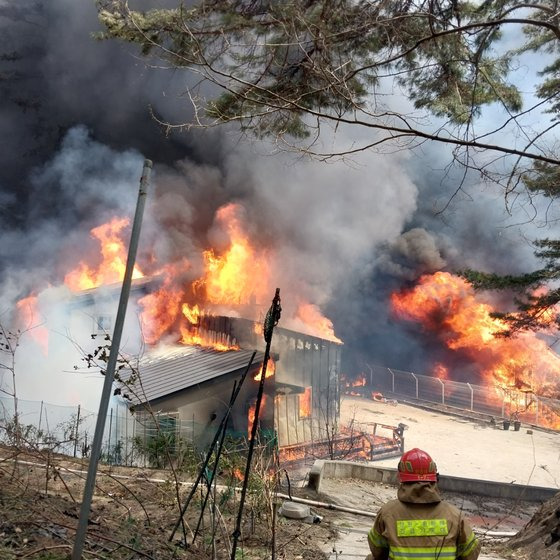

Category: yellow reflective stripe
[458, 532, 478, 557]
[368, 527, 388, 548]
[396, 519, 449, 537]
[389, 546, 457, 559]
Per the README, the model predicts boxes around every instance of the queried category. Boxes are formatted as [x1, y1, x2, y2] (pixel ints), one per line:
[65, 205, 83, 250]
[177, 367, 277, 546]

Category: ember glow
[349, 375, 366, 387]
[64, 217, 144, 291]
[139, 267, 185, 345]
[341, 373, 368, 397]
[434, 363, 449, 380]
[248, 395, 268, 434]
[391, 271, 560, 425]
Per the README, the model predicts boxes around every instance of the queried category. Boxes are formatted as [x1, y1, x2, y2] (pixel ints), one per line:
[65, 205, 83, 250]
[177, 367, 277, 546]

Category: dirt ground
[1, 397, 558, 559]
[0, 447, 336, 560]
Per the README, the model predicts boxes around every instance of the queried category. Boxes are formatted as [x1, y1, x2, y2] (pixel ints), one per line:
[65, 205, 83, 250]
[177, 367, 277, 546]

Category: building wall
[199, 316, 343, 448]
[273, 332, 341, 447]
[135, 369, 274, 450]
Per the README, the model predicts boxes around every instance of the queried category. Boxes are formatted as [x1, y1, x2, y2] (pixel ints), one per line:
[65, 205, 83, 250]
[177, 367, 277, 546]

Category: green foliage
[133, 429, 176, 469]
[96, 0, 547, 138]
[0, 546, 15, 560]
[132, 420, 199, 472]
[460, 269, 549, 292]
[95, 0, 560, 339]
[522, 162, 560, 197]
[101, 439, 124, 465]
[462, 237, 560, 335]
[1, 415, 57, 449]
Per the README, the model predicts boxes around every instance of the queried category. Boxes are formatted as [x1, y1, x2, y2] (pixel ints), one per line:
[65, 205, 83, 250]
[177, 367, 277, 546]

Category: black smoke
[0, 0, 224, 229]
[0, 0, 551, 401]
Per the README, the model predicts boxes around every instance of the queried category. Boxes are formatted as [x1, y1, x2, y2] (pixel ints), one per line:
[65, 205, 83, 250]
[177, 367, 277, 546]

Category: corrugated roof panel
[118, 346, 264, 404]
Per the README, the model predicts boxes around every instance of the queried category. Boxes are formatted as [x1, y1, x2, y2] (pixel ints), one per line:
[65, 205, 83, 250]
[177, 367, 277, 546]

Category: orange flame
[340, 374, 367, 395]
[15, 295, 49, 355]
[392, 271, 560, 426]
[179, 323, 238, 351]
[254, 358, 275, 381]
[139, 285, 183, 346]
[137, 204, 268, 350]
[248, 395, 268, 434]
[64, 217, 143, 291]
[196, 204, 270, 306]
[60, 206, 341, 351]
[295, 303, 342, 343]
[182, 303, 200, 325]
[299, 387, 312, 418]
[350, 375, 366, 387]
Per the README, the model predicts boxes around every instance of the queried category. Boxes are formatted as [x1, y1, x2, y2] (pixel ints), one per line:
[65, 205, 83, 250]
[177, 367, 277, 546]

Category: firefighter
[366, 448, 481, 560]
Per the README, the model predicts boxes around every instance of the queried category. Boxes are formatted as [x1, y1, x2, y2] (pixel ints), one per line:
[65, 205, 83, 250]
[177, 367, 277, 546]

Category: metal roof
[118, 346, 264, 405]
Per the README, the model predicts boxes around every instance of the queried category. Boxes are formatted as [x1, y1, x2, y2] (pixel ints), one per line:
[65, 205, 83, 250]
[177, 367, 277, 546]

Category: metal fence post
[131, 416, 136, 467]
[437, 379, 445, 405]
[38, 400, 44, 434]
[410, 372, 418, 400]
[74, 405, 81, 457]
[125, 408, 129, 466]
[466, 383, 474, 411]
[365, 363, 373, 387]
[388, 368, 395, 394]
[115, 406, 119, 457]
[108, 407, 113, 459]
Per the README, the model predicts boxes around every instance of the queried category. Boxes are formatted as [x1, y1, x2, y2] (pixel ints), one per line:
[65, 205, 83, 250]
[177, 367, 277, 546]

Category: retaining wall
[308, 460, 558, 502]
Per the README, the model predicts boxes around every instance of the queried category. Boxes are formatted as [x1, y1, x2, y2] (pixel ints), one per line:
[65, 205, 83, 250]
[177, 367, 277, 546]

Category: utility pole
[71, 159, 152, 560]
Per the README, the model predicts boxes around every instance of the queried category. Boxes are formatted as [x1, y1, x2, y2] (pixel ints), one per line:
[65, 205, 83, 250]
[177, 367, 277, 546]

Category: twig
[87, 531, 157, 559]
[168, 351, 257, 543]
[32, 519, 158, 560]
[19, 544, 71, 558]
[100, 469, 151, 524]
[231, 289, 281, 560]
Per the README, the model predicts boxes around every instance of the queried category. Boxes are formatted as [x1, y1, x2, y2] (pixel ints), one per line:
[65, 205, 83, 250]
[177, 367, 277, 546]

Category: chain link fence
[0, 396, 138, 463]
[0, 397, 248, 468]
[366, 364, 560, 430]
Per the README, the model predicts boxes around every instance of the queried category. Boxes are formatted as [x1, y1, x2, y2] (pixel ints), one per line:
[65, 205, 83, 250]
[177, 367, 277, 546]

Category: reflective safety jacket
[367, 482, 480, 560]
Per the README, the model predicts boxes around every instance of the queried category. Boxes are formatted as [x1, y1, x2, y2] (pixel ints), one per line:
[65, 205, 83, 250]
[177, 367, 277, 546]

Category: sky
[0, 0, 558, 409]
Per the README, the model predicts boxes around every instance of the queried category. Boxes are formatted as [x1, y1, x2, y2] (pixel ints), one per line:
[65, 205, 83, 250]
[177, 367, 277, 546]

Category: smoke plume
[0, 0, 553, 408]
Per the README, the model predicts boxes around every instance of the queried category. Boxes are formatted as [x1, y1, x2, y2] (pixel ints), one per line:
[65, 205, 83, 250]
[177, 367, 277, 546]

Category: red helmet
[397, 448, 438, 483]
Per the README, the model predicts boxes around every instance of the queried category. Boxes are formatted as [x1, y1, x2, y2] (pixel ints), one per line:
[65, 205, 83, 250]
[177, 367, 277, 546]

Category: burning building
[9, 197, 351, 463]
[115, 315, 342, 460]
[5, 0, 560, 465]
